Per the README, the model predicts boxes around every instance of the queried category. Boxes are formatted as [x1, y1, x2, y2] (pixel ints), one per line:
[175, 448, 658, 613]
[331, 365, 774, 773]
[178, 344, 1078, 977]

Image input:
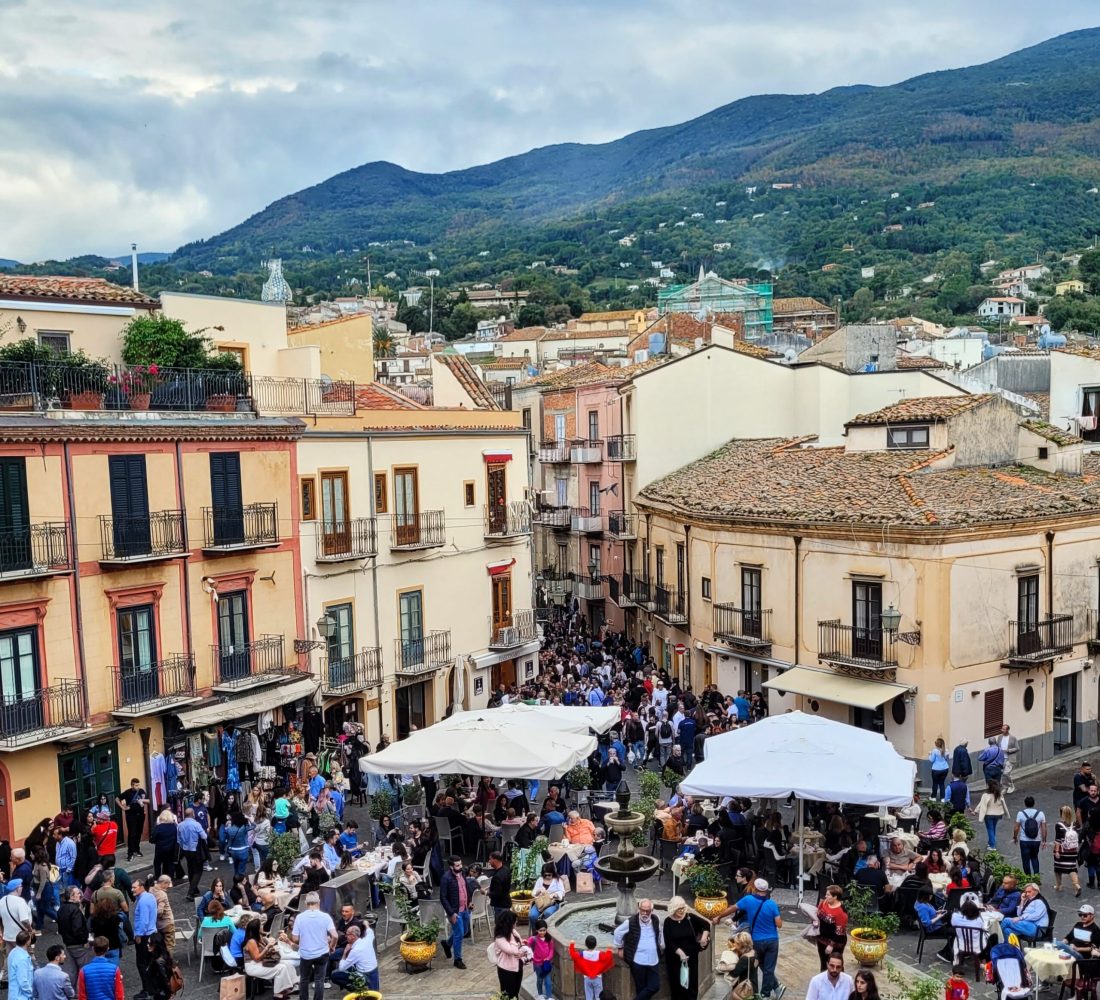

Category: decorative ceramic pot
[692, 895, 728, 921]
[399, 933, 437, 970]
[129, 392, 152, 410]
[849, 929, 888, 966]
[510, 890, 533, 923]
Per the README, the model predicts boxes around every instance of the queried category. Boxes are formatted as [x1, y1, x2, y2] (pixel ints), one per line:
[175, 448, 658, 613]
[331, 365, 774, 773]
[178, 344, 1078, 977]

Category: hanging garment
[164, 756, 180, 795]
[221, 729, 240, 791]
[204, 731, 222, 767]
[149, 752, 168, 808]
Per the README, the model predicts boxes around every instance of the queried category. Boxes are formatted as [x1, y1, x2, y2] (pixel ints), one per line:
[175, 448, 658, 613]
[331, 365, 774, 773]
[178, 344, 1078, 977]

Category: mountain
[0, 259, 20, 270]
[174, 28, 1100, 275]
[108, 252, 171, 265]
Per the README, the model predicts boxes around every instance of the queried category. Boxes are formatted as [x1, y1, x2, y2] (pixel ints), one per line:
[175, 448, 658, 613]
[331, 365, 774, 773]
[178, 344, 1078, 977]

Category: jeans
[528, 901, 561, 922]
[535, 961, 553, 998]
[450, 910, 470, 960]
[299, 955, 327, 1000]
[755, 938, 780, 997]
[253, 844, 269, 871]
[584, 976, 604, 1000]
[629, 961, 660, 1000]
[658, 744, 672, 766]
[931, 769, 949, 800]
[1002, 918, 1040, 941]
[631, 741, 645, 765]
[230, 847, 250, 877]
[34, 882, 59, 928]
[331, 969, 378, 991]
[527, 781, 541, 802]
[985, 816, 1001, 849]
[1020, 839, 1041, 875]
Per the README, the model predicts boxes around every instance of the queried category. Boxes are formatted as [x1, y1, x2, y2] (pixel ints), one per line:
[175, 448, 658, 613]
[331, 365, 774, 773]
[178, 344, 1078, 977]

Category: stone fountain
[594, 785, 662, 927]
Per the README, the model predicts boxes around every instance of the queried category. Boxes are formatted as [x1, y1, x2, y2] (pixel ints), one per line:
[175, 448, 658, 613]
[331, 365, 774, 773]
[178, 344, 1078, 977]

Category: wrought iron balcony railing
[99, 510, 187, 562]
[570, 506, 603, 532]
[485, 501, 531, 538]
[394, 630, 451, 675]
[203, 503, 279, 550]
[570, 439, 603, 463]
[212, 635, 295, 688]
[606, 434, 637, 462]
[607, 511, 637, 539]
[316, 517, 377, 561]
[1007, 614, 1076, 664]
[713, 605, 772, 651]
[817, 620, 898, 671]
[654, 586, 687, 624]
[0, 680, 84, 748]
[0, 522, 72, 578]
[111, 654, 196, 712]
[320, 647, 382, 695]
[538, 441, 571, 464]
[488, 610, 538, 649]
[390, 511, 446, 550]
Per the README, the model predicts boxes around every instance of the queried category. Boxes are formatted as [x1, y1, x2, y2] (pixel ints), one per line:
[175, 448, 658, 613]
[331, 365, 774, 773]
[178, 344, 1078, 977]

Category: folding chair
[173, 918, 195, 965]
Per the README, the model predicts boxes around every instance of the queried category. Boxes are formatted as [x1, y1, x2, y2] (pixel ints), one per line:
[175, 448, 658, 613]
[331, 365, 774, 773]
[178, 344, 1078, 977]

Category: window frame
[701, 577, 712, 601]
[373, 472, 388, 515]
[463, 481, 476, 508]
[36, 331, 71, 354]
[300, 478, 316, 521]
[886, 425, 931, 449]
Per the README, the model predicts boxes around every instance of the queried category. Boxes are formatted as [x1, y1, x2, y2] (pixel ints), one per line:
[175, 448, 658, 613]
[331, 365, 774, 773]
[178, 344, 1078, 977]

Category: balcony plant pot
[68, 390, 104, 410]
[129, 392, 152, 411]
[848, 929, 888, 966]
[398, 932, 437, 971]
[206, 393, 236, 412]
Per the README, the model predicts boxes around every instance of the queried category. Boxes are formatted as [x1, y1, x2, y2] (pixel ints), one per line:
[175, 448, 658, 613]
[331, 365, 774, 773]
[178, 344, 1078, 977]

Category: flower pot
[399, 933, 438, 971]
[510, 890, 533, 924]
[129, 392, 152, 411]
[849, 929, 888, 966]
[692, 895, 728, 921]
[68, 390, 104, 410]
[206, 393, 236, 412]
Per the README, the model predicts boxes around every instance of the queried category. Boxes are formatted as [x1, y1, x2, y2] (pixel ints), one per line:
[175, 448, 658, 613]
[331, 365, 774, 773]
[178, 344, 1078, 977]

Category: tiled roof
[495, 327, 548, 343]
[436, 354, 499, 409]
[1017, 392, 1050, 418]
[577, 310, 640, 322]
[896, 355, 948, 370]
[773, 297, 833, 315]
[543, 327, 634, 342]
[527, 358, 666, 391]
[354, 383, 425, 410]
[0, 275, 159, 307]
[1020, 420, 1082, 446]
[482, 357, 529, 369]
[638, 437, 1100, 528]
[846, 394, 992, 426]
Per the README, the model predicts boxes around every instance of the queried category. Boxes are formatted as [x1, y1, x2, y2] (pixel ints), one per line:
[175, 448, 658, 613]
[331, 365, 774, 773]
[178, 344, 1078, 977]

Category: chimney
[131, 243, 139, 292]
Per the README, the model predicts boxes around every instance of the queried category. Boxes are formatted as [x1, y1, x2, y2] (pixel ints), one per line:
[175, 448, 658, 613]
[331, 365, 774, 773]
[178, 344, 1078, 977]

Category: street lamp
[316, 613, 337, 639]
[880, 604, 901, 634]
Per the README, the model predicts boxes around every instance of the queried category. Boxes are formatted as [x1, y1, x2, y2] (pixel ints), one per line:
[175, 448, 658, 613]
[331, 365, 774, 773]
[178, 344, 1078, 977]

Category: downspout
[683, 523, 691, 685]
[793, 535, 802, 670]
[62, 442, 90, 721]
[175, 442, 193, 657]
[1045, 530, 1055, 617]
[367, 435, 384, 738]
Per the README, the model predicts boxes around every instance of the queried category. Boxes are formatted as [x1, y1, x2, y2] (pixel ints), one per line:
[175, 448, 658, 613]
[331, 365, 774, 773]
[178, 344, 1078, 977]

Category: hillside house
[978, 297, 1027, 319]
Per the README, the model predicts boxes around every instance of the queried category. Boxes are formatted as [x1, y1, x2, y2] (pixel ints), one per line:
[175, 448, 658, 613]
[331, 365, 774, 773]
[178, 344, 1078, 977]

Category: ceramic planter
[129, 392, 152, 411]
[849, 928, 888, 966]
[206, 393, 236, 411]
[399, 933, 437, 971]
[68, 390, 104, 410]
[510, 890, 533, 923]
[692, 895, 728, 921]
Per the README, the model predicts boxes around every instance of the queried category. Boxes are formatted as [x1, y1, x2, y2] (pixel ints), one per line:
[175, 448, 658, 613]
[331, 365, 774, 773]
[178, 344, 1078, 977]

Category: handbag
[533, 891, 554, 912]
[168, 965, 184, 997]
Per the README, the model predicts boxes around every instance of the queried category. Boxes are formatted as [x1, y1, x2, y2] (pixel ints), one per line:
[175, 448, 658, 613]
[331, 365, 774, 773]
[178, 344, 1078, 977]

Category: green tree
[846, 287, 875, 322]
[120, 314, 240, 369]
[373, 328, 395, 358]
[1079, 250, 1100, 295]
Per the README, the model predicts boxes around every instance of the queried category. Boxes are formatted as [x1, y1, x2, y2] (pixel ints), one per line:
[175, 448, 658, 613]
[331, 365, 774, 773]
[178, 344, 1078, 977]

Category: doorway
[117, 605, 158, 704]
[216, 591, 250, 681]
[492, 659, 517, 693]
[1055, 673, 1078, 750]
[486, 464, 507, 534]
[396, 681, 430, 739]
[320, 472, 350, 556]
[58, 741, 121, 817]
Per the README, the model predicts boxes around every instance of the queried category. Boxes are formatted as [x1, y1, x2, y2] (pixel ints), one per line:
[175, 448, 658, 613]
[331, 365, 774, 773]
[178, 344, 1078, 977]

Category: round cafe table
[1025, 946, 1073, 984]
[547, 842, 588, 864]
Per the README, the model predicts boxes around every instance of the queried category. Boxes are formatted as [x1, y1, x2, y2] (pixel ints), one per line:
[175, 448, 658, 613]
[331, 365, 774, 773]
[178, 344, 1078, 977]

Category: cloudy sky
[1, 0, 1096, 262]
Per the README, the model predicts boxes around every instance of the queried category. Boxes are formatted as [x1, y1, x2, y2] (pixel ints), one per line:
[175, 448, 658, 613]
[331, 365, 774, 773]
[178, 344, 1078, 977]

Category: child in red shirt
[570, 934, 615, 1000]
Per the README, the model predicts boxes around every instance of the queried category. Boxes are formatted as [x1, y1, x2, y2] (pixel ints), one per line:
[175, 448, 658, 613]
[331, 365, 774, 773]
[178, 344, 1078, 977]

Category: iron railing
[538, 441, 571, 464]
[202, 503, 278, 549]
[714, 605, 772, 648]
[609, 575, 634, 607]
[488, 383, 513, 410]
[817, 620, 898, 670]
[251, 375, 356, 416]
[320, 647, 383, 695]
[488, 609, 538, 648]
[535, 505, 571, 529]
[394, 630, 451, 675]
[606, 435, 637, 461]
[625, 572, 654, 608]
[0, 522, 72, 577]
[211, 635, 293, 687]
[1008, 614, 1076, 663]
[111, 654, 196, 711]
[485, 501, 531, 538]
[0, 680, 84, 747]
[571, 574, 606, 601]
[607, 511, 636, 539]
[570, 506, 603, 532]
[654, 586, 687, 624]
[99, 509, 187, 561]
[390, 510, 446, 549]
[570, 439, 603, 463]
[316, 517, 377, 561]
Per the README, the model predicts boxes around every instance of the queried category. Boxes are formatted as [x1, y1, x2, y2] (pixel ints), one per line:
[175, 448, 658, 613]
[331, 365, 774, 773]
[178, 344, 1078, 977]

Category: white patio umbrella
[680, 712, 916, 899]
[437, 702, 620, 736]
[357, 714, 596, 780]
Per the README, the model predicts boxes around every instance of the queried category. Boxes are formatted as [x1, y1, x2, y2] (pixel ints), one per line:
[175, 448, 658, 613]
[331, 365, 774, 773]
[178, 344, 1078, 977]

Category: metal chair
[433, 816, 456, 858]
[953, 925, 988, 982]
[574, 789, 592, 820]
[656, 839, 680, 880]
[420, 853, 433, 890]
[173, 919, 195, 965]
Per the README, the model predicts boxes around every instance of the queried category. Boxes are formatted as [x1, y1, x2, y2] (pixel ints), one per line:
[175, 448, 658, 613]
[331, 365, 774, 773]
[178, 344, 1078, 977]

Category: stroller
[990, 937, 1034, 1000]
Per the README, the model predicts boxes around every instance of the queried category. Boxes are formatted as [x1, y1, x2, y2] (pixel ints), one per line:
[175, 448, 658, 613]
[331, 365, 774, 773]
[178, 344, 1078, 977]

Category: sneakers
[204, 863, 214, 871]
[774, 986, 787, 1000]
[323, 983, 332, 991]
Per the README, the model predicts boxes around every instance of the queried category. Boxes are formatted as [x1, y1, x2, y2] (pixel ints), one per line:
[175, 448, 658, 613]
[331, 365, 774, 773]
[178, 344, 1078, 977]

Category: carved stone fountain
[594, 785, 661, 926]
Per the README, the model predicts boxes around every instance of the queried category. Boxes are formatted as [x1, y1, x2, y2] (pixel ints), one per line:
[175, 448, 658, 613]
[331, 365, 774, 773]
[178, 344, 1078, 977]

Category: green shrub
[121, 314, 243, 371]
[394, 885, 443, 942]
[844, 880, 900, 936]
[269, 831, 301, 875]
[638, 770, 662, 799]
[510, 835, 550, 890]
[565, 764, 593, 790]
[368, 787, 394, 820]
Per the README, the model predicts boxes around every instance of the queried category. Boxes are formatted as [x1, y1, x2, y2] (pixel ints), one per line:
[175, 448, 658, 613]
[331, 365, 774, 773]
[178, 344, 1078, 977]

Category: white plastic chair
[173, 918, 195, 965]
[198, 930, 219, 982]
[469, 892, 491, 940]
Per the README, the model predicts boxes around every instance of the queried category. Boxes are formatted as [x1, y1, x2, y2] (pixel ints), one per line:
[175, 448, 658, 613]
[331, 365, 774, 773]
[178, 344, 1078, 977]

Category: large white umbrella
[437, 702, 620, 736]
[680, 712, 916, 901]
[357, 715, 596, 780]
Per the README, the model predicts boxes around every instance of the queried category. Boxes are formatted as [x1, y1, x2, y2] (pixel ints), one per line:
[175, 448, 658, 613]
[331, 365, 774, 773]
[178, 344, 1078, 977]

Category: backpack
[1022, 810, 1040, 840]
[659, 721, 673, 740]
[1062, 826, 1080, 853]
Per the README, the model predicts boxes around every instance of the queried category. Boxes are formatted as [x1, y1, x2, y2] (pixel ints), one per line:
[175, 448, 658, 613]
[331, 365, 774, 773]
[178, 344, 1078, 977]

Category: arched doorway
[0, 761, 12, 842]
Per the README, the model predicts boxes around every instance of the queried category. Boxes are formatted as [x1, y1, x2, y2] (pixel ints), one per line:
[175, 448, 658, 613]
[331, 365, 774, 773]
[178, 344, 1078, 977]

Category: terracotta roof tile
[354, 383, 425, 410]
[495, 327, 548, 343]
[846, 394, 992, 426]
[577, 310, 641, 322]
[772, 297, 834, 315]
[436, 354, 499, 409]
[1018, 392, 1050, 418]
[482, 357, 529, 369]
[542, 327, 634, 342]
[526, 358, 667, 391]
[896, 355, 948, 370]
[1020, 420, 1083, 446]
[0, 275, 159, 308]
[638, 437, 1100, 528]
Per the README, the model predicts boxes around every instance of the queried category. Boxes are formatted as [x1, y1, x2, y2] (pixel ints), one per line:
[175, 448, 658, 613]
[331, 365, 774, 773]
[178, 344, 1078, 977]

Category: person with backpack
[978, 743, 1005, 784]
[1054, 805, 1082, 896]
[1013, 796, 1047, 876]
[657, 714, 675, 767]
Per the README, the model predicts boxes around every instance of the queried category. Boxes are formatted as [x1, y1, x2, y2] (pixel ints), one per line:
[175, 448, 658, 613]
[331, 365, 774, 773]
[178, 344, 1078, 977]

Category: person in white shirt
[331, 924, 378, 992]
[285, 893, 337, 1000]
[0, 883, 32, 980]
[806, 956, 854, 1000]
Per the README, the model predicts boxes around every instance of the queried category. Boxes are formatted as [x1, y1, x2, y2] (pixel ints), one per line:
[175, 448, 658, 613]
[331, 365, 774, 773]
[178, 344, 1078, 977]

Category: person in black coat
[151, 814, 180, 880]
[487, 851, 512, 917]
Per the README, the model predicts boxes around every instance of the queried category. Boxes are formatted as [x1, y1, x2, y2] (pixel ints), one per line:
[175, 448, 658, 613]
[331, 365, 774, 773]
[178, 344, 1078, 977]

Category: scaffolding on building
[658, 270, 773, 340]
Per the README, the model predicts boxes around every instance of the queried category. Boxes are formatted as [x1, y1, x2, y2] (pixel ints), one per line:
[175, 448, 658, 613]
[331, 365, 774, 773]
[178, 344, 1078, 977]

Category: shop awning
[763, 666, 909, 711]
[176, 677, 319, 730]
[470, 638, 541, 670]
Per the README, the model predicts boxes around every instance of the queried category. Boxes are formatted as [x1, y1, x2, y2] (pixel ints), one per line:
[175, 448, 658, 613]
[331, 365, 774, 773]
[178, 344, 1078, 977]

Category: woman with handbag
[717, 930, 757, 1000]
[816, 885, 848, 971]
[664, 895, 710, 1000]
[243, 917, 298, 999]
[527, 865, 567, 922]
[490, 909, 529, 999]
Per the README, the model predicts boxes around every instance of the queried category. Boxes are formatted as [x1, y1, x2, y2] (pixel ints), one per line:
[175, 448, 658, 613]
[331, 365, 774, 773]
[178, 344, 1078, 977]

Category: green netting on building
[658, 273, 774, 339]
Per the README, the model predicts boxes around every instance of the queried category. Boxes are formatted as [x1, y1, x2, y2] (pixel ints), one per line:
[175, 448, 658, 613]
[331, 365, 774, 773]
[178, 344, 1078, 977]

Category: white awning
[437, 703, 618, 736]
[470, 639, 540, 670]
[176, 677, 319, 730]
[763, 666, 909, 711]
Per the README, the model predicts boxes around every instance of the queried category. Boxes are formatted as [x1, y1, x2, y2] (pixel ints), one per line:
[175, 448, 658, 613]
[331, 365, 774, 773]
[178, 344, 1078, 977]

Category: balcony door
[1017, 575, 1041, 654]
[399, 591, 424, 667]
[0, 627, 41, 737]
[210, 452, 245, 546]
[486, 464, 507, 534]
[108, 454, 150, 557]
[492, 574, 513, 633]
[741, 567, 762, 638]
[0, 458, 30, 573]
[217, 591, 250, 681]
[852, 580, 883, 659]
[118, 605, 157, 705]
[325, 603, 354, 688]
[394, 468, 420, 546]
[554, 414, 566, 444]
[320, 471, 350, 556]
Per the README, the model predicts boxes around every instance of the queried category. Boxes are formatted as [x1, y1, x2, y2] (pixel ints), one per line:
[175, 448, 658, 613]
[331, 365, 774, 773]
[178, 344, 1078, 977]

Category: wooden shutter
[983, 689, 1004, 738]
[300, 479, 316, 520]
[209, 452, 243, 510]
[109, 455, 148, 521]
[0, 458, 29, 533]
[374, 473, 388, 514]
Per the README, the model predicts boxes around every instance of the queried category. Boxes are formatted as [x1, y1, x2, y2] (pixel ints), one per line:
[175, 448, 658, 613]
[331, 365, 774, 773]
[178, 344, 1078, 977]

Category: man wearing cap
[735, 879, 786, 1000]
[0, 881, 33, 984]
[1060, 904, 1100, 960]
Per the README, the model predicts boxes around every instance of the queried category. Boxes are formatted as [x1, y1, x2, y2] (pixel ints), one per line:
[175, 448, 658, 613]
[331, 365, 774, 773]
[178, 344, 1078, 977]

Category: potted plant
[64, 352, 111, 409]
[509, 834, 549, 923]
[401, 781, 425, 821]
[110, 364, 159, 410]
[683, 862, 728, 920]
[844, 881, 899, 966]
[394, 883, 443, 972]
[368, 786, 395, 825]
[269, 831, 301, 877]
[340, 969, 381, 1000]
[565, 763, 592, 791]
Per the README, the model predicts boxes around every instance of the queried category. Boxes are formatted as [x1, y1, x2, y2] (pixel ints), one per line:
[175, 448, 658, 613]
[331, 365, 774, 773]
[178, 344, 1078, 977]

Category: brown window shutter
[983, 689, 1004, 739]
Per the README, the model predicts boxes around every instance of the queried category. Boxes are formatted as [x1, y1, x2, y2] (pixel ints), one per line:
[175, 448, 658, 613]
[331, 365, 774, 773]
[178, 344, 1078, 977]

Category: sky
[1, 0, 1097, 262]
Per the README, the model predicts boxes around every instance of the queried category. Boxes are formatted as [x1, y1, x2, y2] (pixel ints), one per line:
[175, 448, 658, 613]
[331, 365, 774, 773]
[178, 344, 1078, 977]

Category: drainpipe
[175, 443, 193, 657]
[683, 523, 691, 684]
[63, 442, 90, 719]
[1045, 530, 1055, 616]
[366, 435, 384, 738]
[793, 535, 802, 670]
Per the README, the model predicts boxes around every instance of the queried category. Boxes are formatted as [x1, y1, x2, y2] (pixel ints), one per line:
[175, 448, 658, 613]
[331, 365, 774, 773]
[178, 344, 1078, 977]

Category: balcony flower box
[68, 390, 104, 410]
[206, 393, 236, 412]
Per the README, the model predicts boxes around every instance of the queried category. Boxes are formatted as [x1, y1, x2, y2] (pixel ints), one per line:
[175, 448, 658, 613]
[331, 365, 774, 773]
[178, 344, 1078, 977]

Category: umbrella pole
[797, 798, 805, 906]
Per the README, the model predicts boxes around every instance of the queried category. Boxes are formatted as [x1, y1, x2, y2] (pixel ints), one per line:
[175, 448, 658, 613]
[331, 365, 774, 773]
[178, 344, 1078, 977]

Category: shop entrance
[1055, 673, 1078, 750]
[58, 741, 121, 817]
[396, 681, 430, 739]
[491, 658, 517, 693]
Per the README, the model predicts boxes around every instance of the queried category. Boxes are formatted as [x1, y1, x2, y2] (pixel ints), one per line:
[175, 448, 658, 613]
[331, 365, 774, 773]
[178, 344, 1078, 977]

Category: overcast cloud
[1, 0, 1096, 261]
